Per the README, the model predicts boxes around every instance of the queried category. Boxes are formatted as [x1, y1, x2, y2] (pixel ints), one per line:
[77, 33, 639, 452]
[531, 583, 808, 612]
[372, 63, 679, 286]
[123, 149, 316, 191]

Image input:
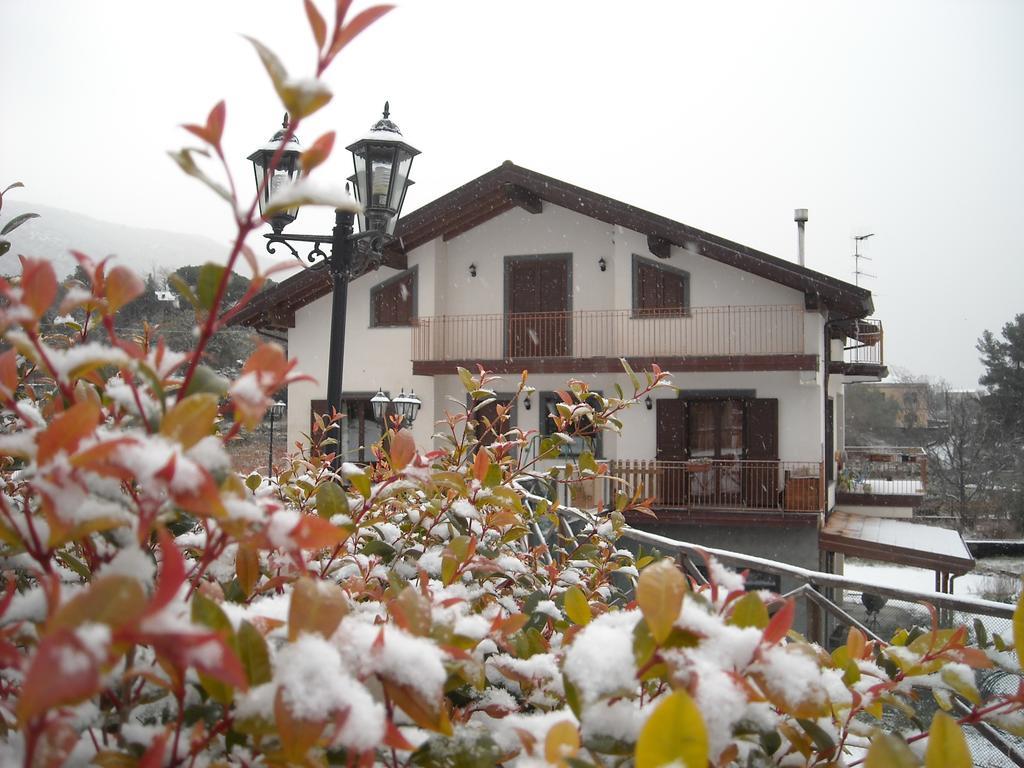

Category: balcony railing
[843, 318, 884, 367]
[841, 446, 927, 497]
[411, 304, 805, 362]
[605, 459, 825, 513]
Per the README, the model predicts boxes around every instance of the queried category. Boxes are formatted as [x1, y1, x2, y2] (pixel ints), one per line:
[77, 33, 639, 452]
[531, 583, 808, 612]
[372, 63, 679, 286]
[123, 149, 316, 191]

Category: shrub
[0, 3, 1022, 767]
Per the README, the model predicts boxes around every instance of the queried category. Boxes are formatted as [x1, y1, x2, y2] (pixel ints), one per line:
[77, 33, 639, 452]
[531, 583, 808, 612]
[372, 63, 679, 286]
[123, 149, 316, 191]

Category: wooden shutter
[372, 272, 415, 326]
[656, 399, 688, 461]
[662, 270, 686, 313]
[636, 261, 661, 313]
[744, 398, 779, 508]
[745, 398, 778, 460]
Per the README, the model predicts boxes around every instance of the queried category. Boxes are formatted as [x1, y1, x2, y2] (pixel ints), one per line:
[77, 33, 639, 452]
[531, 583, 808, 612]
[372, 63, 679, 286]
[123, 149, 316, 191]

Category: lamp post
[267, 401, 286, 475]
[249, 104, 420, 470]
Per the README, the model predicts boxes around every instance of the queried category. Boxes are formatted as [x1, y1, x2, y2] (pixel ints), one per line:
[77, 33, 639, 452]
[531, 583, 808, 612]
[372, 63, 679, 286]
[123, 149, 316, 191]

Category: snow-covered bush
[1, 3, 1023, 766]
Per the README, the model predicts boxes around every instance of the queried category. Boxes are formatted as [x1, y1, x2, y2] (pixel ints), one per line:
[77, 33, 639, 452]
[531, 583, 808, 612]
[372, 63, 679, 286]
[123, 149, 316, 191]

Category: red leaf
[327, 5, 393, 60]
[383, 718, 415, 750]
[206, 101, 226, 147]
[762, 598, 795, 645]
[139, 731, 169, 768]
[148, 529, 186, 616]
[37, 399, 101, 465]
[105, 265, 144, 314]
[16, 630, 103, 723]
[0, 349, 17, 397]
[18, 256, 58, 320]
[304, 0, 327, 49]
[389, 429, 416, 472]
[289, 515, 348, 550]
[301, 131, 335, 173]
[472, 449, 489, 483]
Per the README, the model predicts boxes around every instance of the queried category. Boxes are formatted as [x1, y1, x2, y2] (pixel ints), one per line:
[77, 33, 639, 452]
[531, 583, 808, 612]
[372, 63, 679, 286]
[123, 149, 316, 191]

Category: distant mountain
[0, 201, 228, 279]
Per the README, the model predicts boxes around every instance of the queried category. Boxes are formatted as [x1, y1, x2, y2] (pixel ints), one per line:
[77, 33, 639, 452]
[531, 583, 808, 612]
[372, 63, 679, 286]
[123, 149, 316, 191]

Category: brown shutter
[662, 270, 686, 312]
[637, 262, 661, 313]
[745, 398, 778, 461]
[656, 399, 688, 460]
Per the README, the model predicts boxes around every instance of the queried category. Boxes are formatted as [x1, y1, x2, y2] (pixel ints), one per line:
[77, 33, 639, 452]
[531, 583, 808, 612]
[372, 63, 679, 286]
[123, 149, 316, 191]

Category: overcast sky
[2, 0, 1022, 388]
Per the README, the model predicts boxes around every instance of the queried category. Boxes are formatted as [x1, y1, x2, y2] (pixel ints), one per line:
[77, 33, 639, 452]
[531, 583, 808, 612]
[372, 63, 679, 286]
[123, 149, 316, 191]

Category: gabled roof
[230, 162, 873, 329]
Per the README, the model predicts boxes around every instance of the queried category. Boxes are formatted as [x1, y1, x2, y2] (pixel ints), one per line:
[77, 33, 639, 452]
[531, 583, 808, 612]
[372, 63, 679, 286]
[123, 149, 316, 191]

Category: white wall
[284, 201, 830, 464]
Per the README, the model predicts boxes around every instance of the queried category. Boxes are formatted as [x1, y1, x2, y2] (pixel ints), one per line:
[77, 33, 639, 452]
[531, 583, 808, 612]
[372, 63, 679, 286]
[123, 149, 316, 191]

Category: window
[540, 391, 603, 457]
[370, 268, 416, 327]
[632, 255, 689, 316]
[310, 398, 384, 463]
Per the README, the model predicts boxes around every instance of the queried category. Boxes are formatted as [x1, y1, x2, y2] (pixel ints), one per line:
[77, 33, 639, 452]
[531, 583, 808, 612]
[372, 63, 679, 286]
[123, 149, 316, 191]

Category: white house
[232, 162, 973, 590]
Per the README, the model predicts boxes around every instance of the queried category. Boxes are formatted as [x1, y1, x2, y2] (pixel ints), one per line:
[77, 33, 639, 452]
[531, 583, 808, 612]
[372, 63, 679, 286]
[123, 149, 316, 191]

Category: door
[656, 399, 687, 505]
[507, 256, 570, 357]
[687, 400, 744, 505]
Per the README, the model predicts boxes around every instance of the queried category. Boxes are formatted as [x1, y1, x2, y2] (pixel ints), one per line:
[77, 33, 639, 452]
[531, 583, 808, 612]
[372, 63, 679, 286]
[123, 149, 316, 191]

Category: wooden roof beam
[647, 234, 672, 259]
[503, 183, 542, 214]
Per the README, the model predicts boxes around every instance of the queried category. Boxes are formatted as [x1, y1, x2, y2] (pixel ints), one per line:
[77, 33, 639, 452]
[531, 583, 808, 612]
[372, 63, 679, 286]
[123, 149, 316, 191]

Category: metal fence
[525, 496, 1023, 766]
[411, 304, 806, 362]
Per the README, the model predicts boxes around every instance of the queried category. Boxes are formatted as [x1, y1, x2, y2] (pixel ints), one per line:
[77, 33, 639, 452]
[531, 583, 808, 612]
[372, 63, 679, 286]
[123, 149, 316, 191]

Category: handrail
[412, 304, 806, 362]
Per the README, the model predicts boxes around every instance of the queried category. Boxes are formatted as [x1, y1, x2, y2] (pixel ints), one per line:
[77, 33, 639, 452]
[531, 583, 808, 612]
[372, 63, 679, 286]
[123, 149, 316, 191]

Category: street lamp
[267, 401, 286, 475]
[370, 388, 421, 429]
[249, 103, 419, 470]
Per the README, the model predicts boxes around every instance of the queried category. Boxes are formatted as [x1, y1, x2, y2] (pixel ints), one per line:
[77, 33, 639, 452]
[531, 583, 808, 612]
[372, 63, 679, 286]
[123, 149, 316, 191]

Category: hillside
[1, 201, 228, 279]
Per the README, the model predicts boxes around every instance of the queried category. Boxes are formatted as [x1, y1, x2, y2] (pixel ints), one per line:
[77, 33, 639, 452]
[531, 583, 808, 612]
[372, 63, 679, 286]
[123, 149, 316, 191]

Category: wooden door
[507, 257, 569, 357]
[743, 398, 779, 508]
[656, 399, 687, 505]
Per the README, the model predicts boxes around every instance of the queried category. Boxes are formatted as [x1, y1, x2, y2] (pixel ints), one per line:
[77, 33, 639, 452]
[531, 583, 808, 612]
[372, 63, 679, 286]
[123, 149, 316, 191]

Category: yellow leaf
[47, 575, 146, 634]
[236, 544, 260, 598]
[847, 626, 867, 659]
[635, 690, 708, 768]
[940, 666, 980, 705]
[925, 711, 971, 768]
[865, 732, 920, 768]
[544, 720, 580, 768]
[728, 591, 768, 629]
[563, 586, 591, 626]
[161, 393, 219, 449]
[637, 559, 686, 644]
[1014, 589, 1024, 670]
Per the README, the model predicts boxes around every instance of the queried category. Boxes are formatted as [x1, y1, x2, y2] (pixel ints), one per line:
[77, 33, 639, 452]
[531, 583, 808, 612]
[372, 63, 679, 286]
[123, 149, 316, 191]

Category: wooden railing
[411, 304, 805, 362]
[606, 459, 825, 513]
[841, 446, 927, 496]
[843, 318, 884, 366]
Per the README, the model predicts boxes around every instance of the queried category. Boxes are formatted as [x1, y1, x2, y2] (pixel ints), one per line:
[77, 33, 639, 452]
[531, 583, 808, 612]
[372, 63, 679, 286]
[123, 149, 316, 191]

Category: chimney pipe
[794, 208, 808, 266]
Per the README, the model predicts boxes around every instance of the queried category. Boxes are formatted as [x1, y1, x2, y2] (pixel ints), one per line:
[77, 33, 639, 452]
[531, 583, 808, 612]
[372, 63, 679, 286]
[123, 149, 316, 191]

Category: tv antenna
[853, 233, 875, 287]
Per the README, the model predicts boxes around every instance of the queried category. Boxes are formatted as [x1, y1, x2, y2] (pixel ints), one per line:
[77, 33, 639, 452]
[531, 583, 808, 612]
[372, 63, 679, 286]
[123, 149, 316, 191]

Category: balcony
[602, 459, 825, 520]
[837, 446, 927, 515]
[831, 317, 886, 377]
[411, 304, 814, 375]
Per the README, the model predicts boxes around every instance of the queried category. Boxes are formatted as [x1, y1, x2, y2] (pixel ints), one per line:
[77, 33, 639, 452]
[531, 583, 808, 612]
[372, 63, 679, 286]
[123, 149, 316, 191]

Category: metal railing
[411, 304, 805, 362]
[843, 317, 884, 366]
[842, 446, 927, 496]
[525, 501, 1023, 766]
[606, 459, 825, 513]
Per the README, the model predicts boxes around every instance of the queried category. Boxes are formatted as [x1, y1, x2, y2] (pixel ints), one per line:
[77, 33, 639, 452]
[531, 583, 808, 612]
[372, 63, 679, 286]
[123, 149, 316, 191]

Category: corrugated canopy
[821, 511, 975, 576]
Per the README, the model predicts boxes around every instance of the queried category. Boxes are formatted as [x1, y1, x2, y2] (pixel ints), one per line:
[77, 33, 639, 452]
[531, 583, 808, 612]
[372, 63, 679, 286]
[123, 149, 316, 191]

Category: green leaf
[245, 36, 331, 119]
[729, 591, 769, 629]
[184, 365, 229, 397]
[797, 718, 835, 754]
[1, 212, 39, 235]
[925, 711, 970, 768]
[197, 262, 226, 312]
[563, 586, 591, 626]
[237, 620, 272, 686]
[191, 591, 233, 636]
[167, 148, 232, 203]
[865, 732, 920, 768]
[457, 366, 476, 392]
[621, 358, 640, 390]
[635, 690, 708, 768]
[316, 482, 349, 519]
[168, 273, 200, 310]
[245, 473, 262, 492]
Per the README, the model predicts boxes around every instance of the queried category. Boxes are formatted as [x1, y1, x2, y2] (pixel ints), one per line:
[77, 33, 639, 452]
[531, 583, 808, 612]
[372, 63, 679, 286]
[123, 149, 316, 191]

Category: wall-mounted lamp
[598, 256, 607, 272]
[644, 395, 653, 411]
[469, 263, 477, 278]
[523, 393, 531, 411]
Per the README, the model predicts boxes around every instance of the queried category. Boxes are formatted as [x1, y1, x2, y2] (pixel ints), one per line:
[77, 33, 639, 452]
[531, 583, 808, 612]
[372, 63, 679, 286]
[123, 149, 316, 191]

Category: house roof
[229, 162, 874, 329]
